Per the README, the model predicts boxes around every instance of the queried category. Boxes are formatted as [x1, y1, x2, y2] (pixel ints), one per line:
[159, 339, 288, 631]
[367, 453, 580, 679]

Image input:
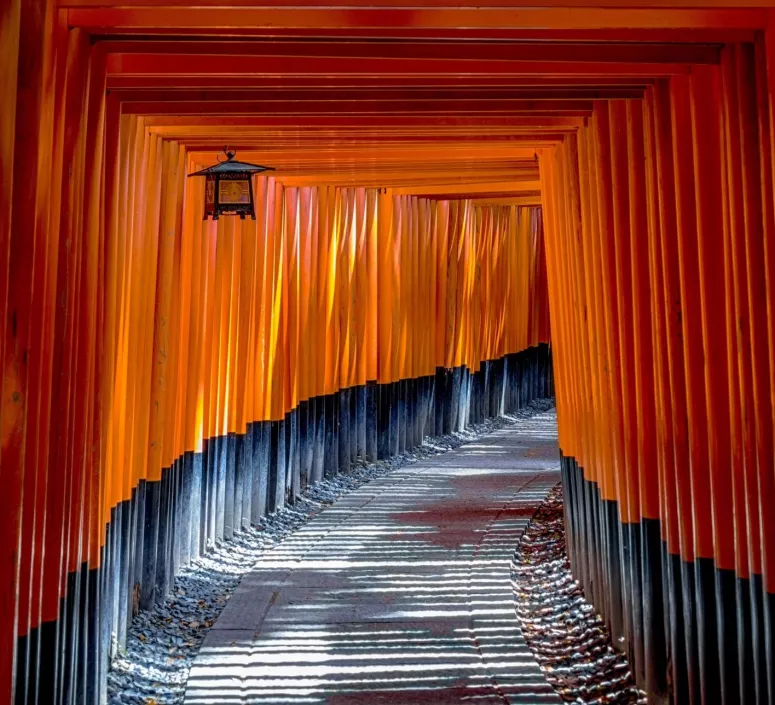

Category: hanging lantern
[187, 147, 274, 221]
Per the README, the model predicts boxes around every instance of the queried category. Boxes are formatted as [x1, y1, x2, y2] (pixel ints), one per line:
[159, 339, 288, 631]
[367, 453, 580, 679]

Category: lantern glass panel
[219, 179, 251, 205]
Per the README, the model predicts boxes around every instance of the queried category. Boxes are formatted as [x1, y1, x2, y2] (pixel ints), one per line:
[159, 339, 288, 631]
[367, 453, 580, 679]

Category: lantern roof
[188, 148, 274, 177]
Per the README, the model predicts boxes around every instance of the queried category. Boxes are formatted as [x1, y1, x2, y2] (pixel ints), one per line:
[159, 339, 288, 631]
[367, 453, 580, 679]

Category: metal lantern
[188, 148, 274, 221]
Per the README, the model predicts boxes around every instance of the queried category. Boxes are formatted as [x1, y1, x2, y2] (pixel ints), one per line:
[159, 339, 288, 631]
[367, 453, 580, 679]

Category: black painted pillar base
[365, 381, 378, 461]
[223, 433, 237, 541]
[287, 408, 300, 502]
[338, 388, 351, 473]
[251, 421, 270, 523]
[298, 400, 310, 491]
[324, 394, 337, 478]
[355, 385, 367, 459]
[377, 382, 391, 460]
[389, 382, 400, 457]
[434, 367, 445, 436]
[268, 420, 286, 513]
[311, 398, 324, 485]
[397, 379, 407, 453]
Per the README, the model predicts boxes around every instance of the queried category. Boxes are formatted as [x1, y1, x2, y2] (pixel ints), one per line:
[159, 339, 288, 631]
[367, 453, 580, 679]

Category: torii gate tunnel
[1, 2, 775, 704]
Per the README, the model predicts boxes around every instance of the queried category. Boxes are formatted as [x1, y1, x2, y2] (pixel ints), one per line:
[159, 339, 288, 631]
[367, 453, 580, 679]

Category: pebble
[511, 484, 647, 704]
[108, 398, 556, 705]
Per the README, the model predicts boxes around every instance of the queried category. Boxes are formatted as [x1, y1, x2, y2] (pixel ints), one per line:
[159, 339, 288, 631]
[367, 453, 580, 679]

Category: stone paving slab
[185, 410, 562, 704]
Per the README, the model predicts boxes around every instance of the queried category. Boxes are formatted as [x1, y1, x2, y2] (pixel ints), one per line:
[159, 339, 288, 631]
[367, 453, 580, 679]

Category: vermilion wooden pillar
[542, 43, 775, 705]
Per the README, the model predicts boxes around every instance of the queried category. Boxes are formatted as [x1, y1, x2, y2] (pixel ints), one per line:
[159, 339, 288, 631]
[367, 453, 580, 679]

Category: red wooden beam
[173, 137, 565, 151]
[118, 99, 595, 115]
[56, 0, 775, 8]
[106, 53, 693, 77]
[138, 114, 584, 127]
[107, 87, 645, 101]
[394, 180, 541, 195]
[91, 26, 757, 43]
[67, 7, 767, 32]
[97, 39, 722, 64]
[408, 189, 542, 198]
[106, 74, 654, 89]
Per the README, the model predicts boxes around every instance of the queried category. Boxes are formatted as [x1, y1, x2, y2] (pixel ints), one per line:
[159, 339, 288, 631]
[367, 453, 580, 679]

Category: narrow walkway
[185, 410, 562, 704]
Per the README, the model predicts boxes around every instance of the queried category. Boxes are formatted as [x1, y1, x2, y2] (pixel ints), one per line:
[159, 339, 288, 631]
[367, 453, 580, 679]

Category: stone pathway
[185, 410, 562, 705]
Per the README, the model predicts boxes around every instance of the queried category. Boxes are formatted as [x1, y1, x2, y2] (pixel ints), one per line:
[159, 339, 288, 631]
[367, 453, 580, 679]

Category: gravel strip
[108, 398, 556, 705]
[511, 484, 646, 705]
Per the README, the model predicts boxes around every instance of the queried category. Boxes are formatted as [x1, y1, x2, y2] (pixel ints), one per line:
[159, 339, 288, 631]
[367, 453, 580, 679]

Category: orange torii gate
[2, 2, 775, 704]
